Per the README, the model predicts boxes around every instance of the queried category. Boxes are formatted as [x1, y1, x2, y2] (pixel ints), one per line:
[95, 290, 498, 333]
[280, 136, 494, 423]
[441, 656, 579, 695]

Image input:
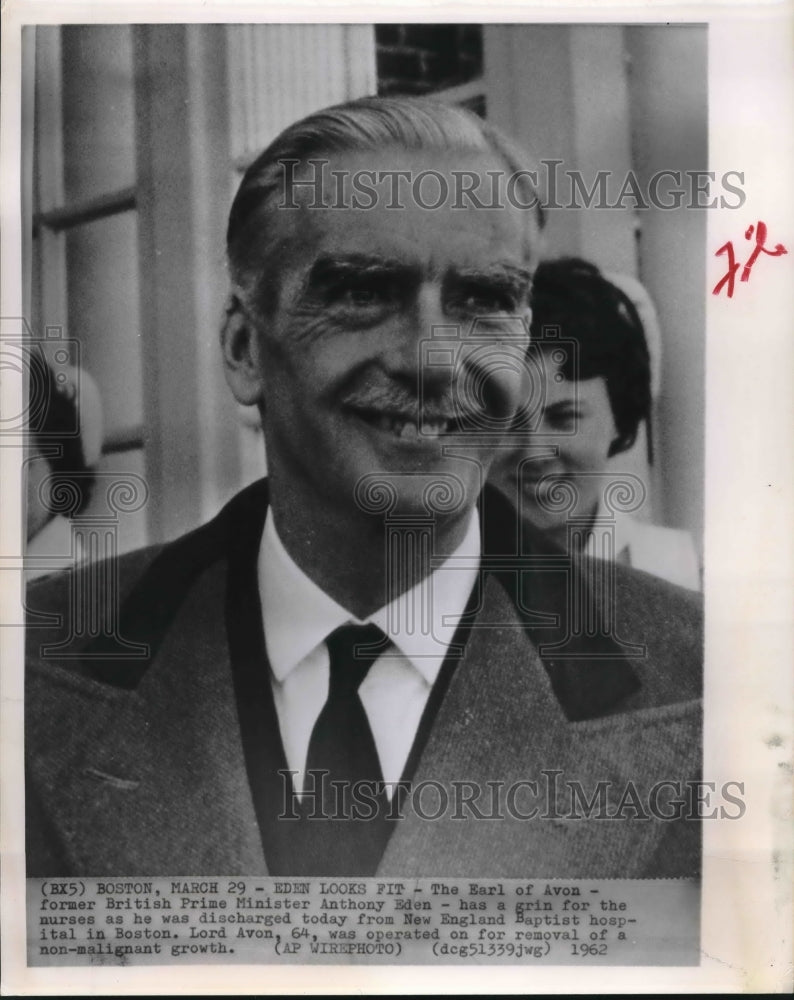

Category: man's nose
[415, 283, 448, 333]
[416, 285, 457, 392]
[382, 283, 450, 385]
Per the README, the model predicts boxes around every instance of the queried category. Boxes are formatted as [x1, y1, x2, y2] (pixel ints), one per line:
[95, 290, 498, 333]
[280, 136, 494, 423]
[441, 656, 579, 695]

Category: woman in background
[490, 257, 700, 591]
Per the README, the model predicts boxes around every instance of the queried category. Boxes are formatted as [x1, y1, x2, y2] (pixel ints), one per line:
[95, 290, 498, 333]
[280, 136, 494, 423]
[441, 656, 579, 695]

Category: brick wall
[375, 24, 483, 98]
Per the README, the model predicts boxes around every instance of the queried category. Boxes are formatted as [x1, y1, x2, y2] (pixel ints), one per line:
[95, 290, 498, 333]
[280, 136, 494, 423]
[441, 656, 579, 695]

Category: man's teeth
[419, 419, 449, 438]
[369, 414, 451, 438]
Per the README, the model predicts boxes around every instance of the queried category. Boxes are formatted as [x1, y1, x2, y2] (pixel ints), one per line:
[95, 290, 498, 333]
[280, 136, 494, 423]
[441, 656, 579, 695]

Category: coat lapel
[28, 479, 700, 878]
[379, 571, 700, 877]
[27, 555, 268, 876]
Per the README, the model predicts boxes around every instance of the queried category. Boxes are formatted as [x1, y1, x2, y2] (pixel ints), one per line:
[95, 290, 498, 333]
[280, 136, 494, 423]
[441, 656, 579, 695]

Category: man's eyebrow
[450, 264, 533, 288]
[308, 254, 419, 282]
[308, 257, 532, 285]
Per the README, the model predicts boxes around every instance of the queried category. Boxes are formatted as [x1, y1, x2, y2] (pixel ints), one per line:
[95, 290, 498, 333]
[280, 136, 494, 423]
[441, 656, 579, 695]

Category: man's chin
[347, 459, 479, 524]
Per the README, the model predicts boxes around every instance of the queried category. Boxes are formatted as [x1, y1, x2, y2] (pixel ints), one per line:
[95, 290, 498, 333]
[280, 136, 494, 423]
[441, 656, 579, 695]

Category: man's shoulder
[611, 556, 702, 637]
[27, 542, 163, 614]
[27, 479, 269, 614]
[26, 479, 269, 677]
[25, 540, 166, 752]
[607, 558, 703, 707]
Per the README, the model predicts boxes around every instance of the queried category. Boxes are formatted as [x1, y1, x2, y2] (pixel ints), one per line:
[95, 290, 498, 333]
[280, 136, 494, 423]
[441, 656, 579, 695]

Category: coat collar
[27, 478, 659, 876]
[379, 569, 699, 877]
[79, 478, 642, 720]
[27, 553, 268, 874]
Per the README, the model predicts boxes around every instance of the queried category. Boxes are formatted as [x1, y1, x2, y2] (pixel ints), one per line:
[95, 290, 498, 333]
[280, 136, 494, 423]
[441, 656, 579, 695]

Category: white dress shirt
[259, 510, 480, 797]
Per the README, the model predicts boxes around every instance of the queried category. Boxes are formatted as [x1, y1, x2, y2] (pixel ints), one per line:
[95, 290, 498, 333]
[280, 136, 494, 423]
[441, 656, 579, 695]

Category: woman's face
[490, 357, 619, 535]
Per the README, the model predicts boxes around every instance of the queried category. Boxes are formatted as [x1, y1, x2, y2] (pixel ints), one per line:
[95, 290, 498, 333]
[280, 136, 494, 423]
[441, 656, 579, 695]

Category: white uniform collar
[583, 500, 633, 560]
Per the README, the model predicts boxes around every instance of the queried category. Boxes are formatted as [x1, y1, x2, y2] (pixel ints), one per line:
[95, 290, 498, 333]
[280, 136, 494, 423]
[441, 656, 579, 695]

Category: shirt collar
[259, 508, 481, 687]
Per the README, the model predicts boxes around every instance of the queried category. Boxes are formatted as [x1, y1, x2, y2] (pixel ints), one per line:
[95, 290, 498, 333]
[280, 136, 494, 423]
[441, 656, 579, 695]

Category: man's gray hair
[226, 96, 545, 314]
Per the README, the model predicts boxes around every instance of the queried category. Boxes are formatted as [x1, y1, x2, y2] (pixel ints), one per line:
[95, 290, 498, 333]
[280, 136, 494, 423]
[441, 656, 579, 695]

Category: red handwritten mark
[713, 221, 787, 298]
[713, 241, 740, 298]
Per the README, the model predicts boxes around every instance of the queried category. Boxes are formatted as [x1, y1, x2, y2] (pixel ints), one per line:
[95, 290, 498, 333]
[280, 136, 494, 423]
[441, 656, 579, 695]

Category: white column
[226, 24, 376, 167]
[483, 23, 638, 275]
[135, 24, 243, 543]
[225, 23, 377, 482]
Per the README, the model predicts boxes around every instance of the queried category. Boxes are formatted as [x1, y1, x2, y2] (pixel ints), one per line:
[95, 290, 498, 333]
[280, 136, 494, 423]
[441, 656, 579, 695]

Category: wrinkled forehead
[249, 144, 542, 277]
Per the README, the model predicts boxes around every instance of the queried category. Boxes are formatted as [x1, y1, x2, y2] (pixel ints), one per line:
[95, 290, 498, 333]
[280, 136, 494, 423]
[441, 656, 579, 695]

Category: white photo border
[1, 1, 792, 994]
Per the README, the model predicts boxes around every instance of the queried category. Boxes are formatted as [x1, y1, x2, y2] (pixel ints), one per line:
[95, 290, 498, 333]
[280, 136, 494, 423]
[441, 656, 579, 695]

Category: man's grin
[346, 403, 486, 445]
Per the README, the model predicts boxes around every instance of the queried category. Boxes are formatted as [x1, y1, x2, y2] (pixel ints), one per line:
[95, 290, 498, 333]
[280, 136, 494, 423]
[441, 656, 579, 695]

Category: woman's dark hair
[529, 257, 653, 459]
[28, 356, 94, 515]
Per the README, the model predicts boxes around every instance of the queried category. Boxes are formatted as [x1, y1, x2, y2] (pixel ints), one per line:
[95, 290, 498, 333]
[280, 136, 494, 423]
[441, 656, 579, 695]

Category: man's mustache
[342, 382, 474, 422]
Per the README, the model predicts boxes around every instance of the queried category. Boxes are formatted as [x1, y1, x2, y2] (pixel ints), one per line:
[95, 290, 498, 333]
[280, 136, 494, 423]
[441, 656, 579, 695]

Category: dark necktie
[302, 622, 393, 874]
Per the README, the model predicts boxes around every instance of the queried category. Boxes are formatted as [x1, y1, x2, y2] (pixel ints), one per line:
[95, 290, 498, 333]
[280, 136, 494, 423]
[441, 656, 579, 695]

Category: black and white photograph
[1, 2, 791, 994]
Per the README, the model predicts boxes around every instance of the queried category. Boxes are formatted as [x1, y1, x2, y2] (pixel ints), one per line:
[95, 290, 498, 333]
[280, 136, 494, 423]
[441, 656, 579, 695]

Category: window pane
[62, 25, 136, 203]
[376, 24, 483, 96]
[65, 211, 143, 437]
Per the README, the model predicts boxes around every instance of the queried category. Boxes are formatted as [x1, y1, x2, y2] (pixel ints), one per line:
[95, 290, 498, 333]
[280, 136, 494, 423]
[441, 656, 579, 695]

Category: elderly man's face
[250, 146, 535, 524]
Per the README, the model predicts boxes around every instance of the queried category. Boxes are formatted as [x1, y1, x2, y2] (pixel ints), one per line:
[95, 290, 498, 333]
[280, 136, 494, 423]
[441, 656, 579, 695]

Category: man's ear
[220, 293, 265, 407]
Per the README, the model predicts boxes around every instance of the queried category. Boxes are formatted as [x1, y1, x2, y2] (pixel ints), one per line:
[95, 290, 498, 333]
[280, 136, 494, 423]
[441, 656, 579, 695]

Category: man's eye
[450, 287, 516, 316]
[467, 294, 505, 313]
[342, 287, 382, 307]
[329, 279, 393, 311]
